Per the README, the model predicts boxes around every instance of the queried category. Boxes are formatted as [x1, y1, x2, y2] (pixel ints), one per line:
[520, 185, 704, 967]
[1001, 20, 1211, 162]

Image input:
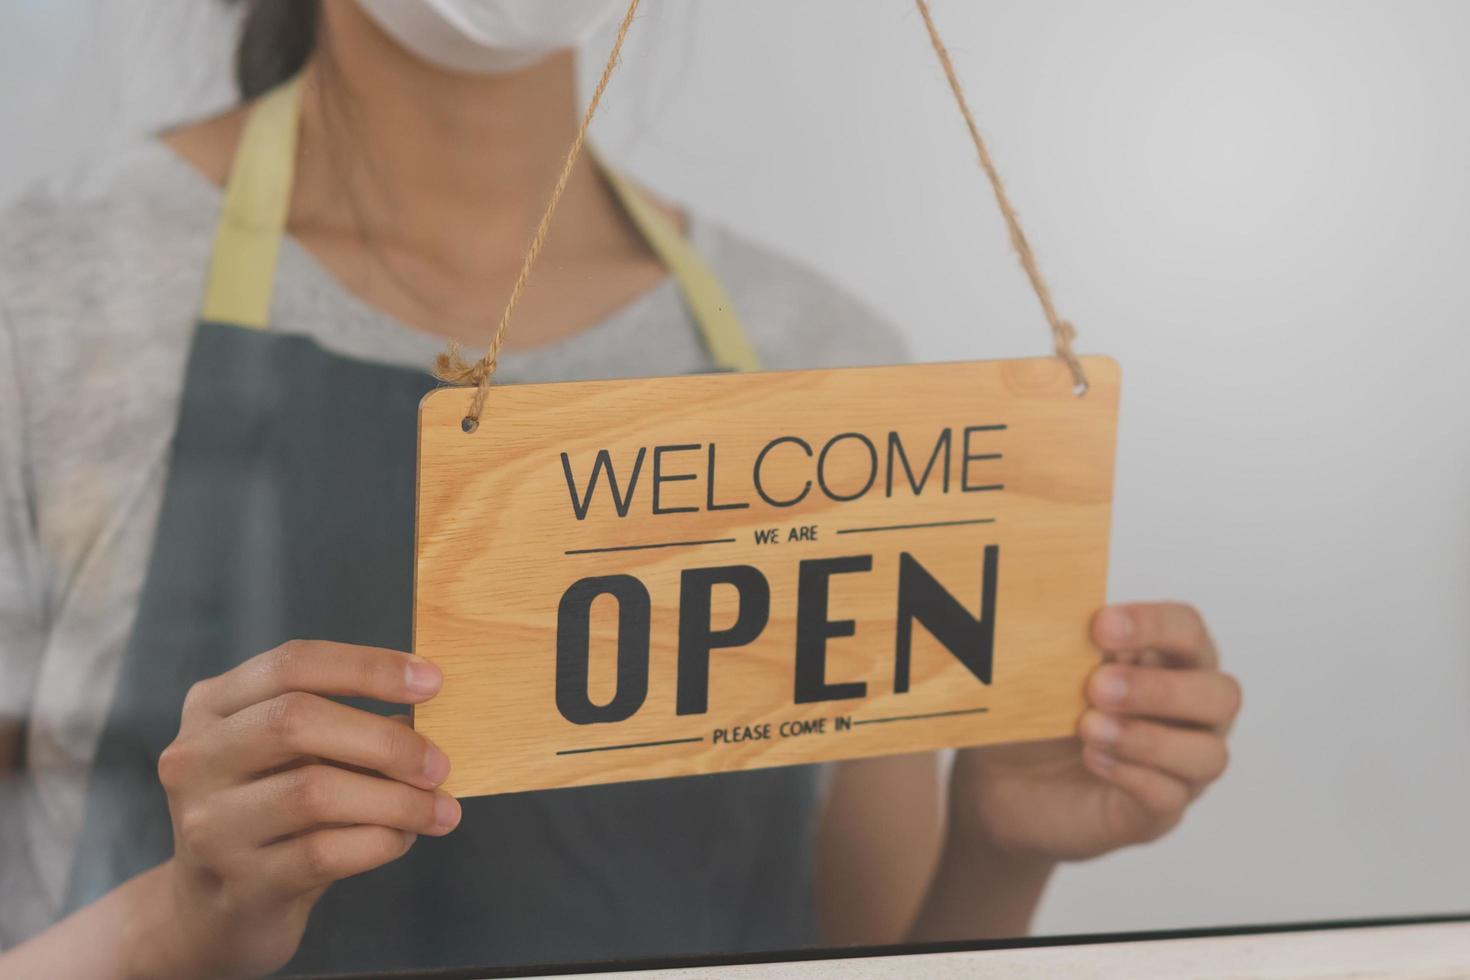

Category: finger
[212, 764, 461, 846]
[261, 824, 418, 894]
[334, 715, 416, 778]
[1092, 603, 1218, 668]
[1079, 711, 1230, 786]
[190, 640, 443, 717]
[1081, 746, 1190, 829]
[1088, 664, 1243, 730]
[214, 694, 450, 789]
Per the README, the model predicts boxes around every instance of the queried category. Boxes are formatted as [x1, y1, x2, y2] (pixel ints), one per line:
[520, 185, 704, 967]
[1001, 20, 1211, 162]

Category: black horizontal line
[565, 538, 736, 556]
[970, 424, 1008, 431]
[836, 518, 997, 536]
[556, 736, 705, 756]
[853, 707, 990, 726]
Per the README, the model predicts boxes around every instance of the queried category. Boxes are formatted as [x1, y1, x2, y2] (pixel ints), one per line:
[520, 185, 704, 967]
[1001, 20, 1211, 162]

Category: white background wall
[3, 0, 1467, 938]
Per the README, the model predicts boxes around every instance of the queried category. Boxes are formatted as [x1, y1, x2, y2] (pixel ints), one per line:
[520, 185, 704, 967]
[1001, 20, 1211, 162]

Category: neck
[296, 1, 610, 268]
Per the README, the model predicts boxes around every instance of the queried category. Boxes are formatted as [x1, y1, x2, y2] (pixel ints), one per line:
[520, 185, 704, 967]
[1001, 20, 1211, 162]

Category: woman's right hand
[149, 640, 461, 978]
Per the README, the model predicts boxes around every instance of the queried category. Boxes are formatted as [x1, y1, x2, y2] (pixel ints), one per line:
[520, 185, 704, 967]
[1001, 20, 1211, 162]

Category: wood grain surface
[414, 356, 1120, 797]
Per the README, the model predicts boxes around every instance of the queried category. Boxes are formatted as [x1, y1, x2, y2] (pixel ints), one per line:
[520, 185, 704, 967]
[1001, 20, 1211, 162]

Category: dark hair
[234, 0, 322, 99]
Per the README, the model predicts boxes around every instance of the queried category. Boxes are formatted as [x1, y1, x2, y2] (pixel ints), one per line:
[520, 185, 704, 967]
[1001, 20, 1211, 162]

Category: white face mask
[354, 0, 625, 75]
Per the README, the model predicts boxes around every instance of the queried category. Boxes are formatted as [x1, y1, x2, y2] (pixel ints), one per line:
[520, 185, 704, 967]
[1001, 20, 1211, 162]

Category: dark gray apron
[64, 82, 819, 977]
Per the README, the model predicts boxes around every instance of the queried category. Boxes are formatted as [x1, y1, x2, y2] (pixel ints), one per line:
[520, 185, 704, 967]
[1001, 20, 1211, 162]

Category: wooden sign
[413, 356, 1120, 798]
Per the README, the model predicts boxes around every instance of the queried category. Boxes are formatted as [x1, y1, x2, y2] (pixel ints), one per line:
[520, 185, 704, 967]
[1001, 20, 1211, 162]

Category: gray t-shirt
[0, 138, 907, 947]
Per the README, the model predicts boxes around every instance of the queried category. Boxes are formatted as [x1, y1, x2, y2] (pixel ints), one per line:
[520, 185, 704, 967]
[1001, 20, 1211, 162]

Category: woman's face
[352, 0, 626, 75]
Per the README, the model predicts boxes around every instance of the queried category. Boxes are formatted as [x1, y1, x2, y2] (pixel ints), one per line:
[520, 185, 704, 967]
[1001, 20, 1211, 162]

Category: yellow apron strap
[198, 77, 303, 329]
[597, 162, 763, 373]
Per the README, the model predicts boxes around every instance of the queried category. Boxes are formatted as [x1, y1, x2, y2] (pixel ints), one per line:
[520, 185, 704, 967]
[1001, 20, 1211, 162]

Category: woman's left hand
[949, 602, 1242, 862]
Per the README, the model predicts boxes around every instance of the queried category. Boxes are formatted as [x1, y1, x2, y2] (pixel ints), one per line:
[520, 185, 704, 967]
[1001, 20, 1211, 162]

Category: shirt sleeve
[691, 218, 914, 373]
[0, 292, 45, 743]
[0, 287, 52, 949]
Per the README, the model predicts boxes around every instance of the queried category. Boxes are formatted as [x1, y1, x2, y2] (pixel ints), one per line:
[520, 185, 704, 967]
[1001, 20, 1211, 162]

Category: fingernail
[423, 746, 451, 785]
[401, 832, 418, 851]
[1084, 746, 1117, 773]
[434, 792, 462, 831]
[405, 658, 442, 696]
[1095, 667, 1129, 706]
[1082, 711, 1121, 745]
[1097, 606, 1134, 648]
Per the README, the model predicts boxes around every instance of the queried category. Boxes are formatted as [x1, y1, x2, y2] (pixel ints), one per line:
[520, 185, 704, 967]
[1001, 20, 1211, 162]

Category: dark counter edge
[296, 911, 1470, 979]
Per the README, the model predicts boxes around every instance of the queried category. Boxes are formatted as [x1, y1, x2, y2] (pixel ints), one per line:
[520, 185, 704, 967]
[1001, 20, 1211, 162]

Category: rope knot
[434, 348, 495, 387]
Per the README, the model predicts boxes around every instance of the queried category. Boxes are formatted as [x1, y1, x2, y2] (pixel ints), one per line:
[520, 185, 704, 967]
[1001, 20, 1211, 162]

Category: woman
[0, 1, 1241, 976]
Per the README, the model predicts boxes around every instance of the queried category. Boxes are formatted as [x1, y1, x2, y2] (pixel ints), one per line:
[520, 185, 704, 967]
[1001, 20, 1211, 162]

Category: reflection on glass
[24, 0, 1470, 976]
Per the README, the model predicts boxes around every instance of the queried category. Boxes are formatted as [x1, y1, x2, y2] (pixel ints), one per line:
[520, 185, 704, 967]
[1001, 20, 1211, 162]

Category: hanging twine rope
[437, 0, 1087, 430]
[913, 0, 1087, 393]
[434, 0, 644, 429]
